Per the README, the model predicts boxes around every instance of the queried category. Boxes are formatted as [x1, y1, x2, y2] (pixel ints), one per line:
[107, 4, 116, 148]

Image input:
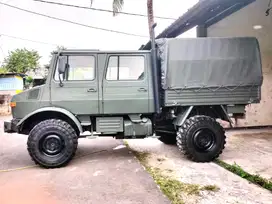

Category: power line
[0, 33, 61, 46]
[0, 45, 5, 58]
[0, 36, 6, 58]
[33, 0, 176, 20]
[0, 2, 149, 38]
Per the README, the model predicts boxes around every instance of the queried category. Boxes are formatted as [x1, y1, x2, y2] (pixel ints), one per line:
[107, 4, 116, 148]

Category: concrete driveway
[0, 117, 170, 204]
[223, 129, 272, 180]
[1, 115, 272, 204]
[127, 129, 272, 204]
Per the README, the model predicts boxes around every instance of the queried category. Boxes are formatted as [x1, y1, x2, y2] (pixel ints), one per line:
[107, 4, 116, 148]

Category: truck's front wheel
[27, 119, 78, 168]
[176, 115, 226, 162]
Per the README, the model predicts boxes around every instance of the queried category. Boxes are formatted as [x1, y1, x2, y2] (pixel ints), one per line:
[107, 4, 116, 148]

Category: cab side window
[54, 55, 95, 81]
[106, 56, 145, 81]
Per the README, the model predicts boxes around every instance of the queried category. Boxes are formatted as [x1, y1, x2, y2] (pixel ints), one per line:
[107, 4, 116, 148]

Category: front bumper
[4, 119, 20, 133]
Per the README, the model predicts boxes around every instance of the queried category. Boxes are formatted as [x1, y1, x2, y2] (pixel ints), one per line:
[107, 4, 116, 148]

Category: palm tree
[146, 0, 154, 39]
[90, 0, 154, 39]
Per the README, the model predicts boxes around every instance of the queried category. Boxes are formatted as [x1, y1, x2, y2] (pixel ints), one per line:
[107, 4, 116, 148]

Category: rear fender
[173, 105, 233, 127]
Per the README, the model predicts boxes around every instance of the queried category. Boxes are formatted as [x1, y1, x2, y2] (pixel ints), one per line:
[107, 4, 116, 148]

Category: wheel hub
[41, 135, 63, 155]
[193, 129, 215, 152]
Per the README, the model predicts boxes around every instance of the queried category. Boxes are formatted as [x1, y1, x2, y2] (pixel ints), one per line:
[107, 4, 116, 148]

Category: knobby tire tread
[27, 119, 78, 168]
[176, 115, 226, 162]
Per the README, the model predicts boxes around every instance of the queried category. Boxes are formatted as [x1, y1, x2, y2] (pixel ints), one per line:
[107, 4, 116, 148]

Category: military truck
[4, 31, 263, 168]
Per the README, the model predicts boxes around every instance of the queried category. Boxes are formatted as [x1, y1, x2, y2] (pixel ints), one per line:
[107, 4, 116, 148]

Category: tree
[45, 45, 66, 69]
[2, 48, 41, 74]
[91, 0, 124, 16]
[147, 0, 154, 39]
[90, 0, 155, 39]
[0, 66, 7, 74]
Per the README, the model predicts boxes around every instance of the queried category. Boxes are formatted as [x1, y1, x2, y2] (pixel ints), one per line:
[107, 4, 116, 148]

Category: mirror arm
[58, 73, 64, 87]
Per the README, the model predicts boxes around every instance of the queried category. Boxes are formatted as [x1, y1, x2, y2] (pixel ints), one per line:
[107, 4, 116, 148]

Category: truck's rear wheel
[27, 119, 78, 168]
[176, 115, 226, 162]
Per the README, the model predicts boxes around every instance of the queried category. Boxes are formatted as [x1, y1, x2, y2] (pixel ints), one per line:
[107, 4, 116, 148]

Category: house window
[106, 56, 145, 80]
[55, 55, 95, 81]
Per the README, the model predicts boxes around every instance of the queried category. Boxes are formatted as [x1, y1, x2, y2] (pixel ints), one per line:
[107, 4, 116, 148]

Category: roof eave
[140, 0, 255, 50]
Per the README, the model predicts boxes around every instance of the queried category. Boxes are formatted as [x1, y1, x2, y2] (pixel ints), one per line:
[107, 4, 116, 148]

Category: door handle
[138, 88, 147, 92]
[87, 88, 97, 92]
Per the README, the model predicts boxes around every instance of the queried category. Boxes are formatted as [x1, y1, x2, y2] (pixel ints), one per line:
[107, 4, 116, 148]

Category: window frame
[105, 54, 146, 81]
[53, 54, 96, 82]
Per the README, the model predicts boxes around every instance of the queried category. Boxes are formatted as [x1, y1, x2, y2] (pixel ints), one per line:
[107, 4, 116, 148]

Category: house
[0, 73, 25, 96]
[204, 0, 272, 126]
[26, 67, 48, 88]
[142, 0, 271, 127]
[0, 73, 25, 114]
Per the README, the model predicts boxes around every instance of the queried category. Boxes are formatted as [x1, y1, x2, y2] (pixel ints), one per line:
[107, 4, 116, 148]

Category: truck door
[50, 54, 99, 115]
[102, 54, 150, 114]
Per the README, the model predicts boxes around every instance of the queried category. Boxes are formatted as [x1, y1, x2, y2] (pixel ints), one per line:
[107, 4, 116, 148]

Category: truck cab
[8, 50, 154, 120]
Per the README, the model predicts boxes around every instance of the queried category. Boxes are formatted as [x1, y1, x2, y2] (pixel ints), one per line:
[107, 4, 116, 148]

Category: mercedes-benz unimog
[4, 28, 263, 168]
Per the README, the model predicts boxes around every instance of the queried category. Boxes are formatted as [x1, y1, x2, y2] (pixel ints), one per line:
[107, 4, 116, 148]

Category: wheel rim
[40, 135, 64, 156]
[193, 128, 216, 152]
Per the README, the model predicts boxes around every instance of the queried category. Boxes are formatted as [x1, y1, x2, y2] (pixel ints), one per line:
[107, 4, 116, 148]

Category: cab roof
[53, 49, 151, 55]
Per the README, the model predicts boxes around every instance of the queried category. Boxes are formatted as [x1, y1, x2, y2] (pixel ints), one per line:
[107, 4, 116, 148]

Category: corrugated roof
[0, 73, 26, 77]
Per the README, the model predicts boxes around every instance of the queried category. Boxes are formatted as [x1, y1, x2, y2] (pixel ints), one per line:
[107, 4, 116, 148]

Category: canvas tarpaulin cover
[156, 37, 263, 90]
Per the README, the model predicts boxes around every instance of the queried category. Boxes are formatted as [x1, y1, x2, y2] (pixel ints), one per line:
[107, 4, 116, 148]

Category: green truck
[4, 32, 263, 168]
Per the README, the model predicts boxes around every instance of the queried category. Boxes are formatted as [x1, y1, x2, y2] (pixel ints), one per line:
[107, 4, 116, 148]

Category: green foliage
[215, 159, 272, 191]
[2, 48, 40, 74]
[200, 185, 220, 192]
[25, 76, 33, 83]
[52, 45, 66, 54]
[112, 0, 124, 16]
[0, 66, 7, 74]
[45, 46, 67, 69]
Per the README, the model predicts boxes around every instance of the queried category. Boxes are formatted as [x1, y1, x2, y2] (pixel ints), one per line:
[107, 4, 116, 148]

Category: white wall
[207, 0, 272, 126]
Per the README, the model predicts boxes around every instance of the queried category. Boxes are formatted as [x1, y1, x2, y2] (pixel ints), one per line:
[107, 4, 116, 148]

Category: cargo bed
[164, 86, 260, 106]
[156, 37, 263, 107]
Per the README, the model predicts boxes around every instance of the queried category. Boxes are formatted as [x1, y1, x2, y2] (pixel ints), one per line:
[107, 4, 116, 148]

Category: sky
[0, 0, 198, 66]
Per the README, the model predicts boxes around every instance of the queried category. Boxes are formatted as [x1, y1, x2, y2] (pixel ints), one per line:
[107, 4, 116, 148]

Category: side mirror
[58, 56, 67, 74]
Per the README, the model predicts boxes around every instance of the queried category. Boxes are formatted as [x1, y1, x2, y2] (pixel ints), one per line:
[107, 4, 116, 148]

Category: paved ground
[223, 129, 272, 181]
[0, 117, 170, 204]
[1, 115, 272, 204]
[127, 130, 272, 204]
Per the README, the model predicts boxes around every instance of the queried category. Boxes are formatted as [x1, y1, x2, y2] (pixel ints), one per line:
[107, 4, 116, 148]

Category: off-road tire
[176, 115, 226, 162]
[27, 119, 78, 168]
[158, 133, 177, 145]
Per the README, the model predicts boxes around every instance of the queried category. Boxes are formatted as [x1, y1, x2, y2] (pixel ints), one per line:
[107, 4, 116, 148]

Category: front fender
[17, 106, 83, 133]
